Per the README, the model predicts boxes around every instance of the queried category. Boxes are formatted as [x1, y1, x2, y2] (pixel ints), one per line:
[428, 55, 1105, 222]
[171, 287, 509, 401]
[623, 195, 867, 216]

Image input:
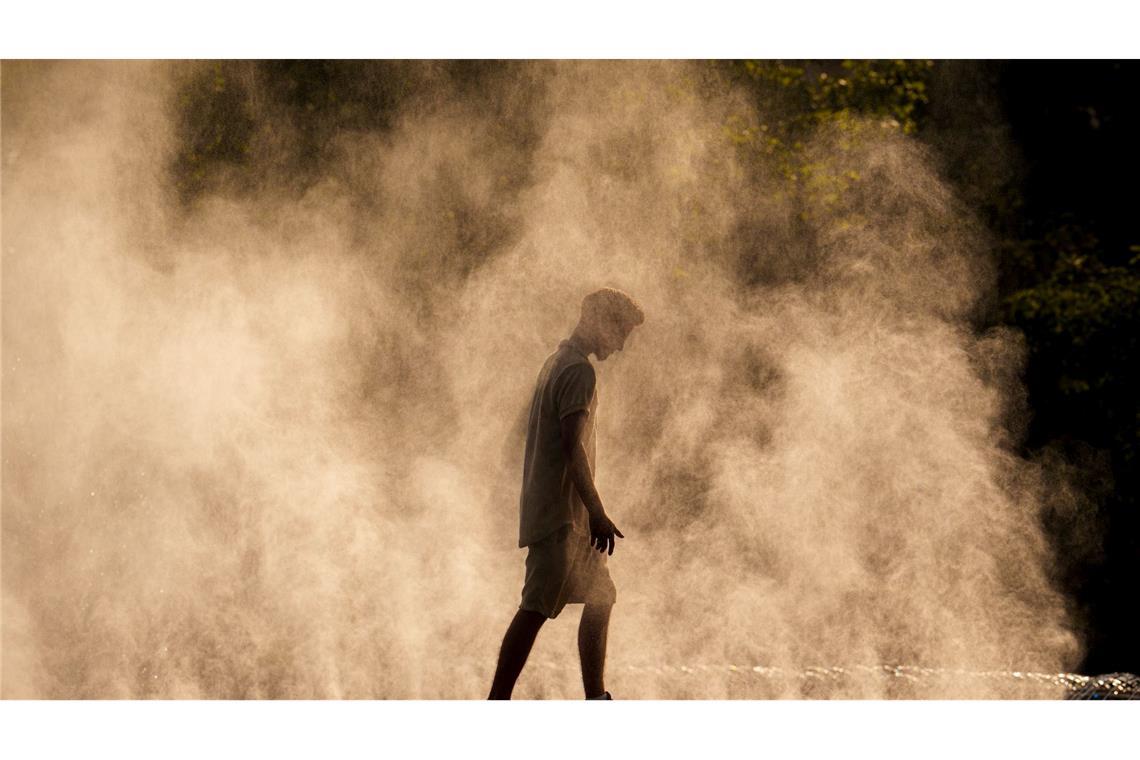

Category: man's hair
[580, 287, 645, 330]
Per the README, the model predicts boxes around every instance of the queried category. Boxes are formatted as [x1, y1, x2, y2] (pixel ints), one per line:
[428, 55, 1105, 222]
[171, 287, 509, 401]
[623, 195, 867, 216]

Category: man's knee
[510, 608, 549, 636]
[581, 602, 613, 621]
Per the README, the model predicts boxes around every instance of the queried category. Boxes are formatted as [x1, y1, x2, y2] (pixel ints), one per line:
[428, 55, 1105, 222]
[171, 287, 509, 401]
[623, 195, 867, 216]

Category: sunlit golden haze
[1, 61, 1080, 698]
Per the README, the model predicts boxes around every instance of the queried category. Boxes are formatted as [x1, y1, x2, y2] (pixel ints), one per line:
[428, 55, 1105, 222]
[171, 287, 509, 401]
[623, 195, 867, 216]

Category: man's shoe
[586, 691, 612, 700]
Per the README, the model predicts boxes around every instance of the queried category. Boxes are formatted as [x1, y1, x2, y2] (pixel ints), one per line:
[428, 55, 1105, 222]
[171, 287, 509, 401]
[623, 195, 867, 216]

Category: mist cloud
[2, 60, 1079, 698]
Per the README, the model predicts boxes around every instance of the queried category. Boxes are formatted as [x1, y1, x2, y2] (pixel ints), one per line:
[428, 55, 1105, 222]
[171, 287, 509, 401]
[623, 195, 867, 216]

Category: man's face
[594, 320, 635, 361]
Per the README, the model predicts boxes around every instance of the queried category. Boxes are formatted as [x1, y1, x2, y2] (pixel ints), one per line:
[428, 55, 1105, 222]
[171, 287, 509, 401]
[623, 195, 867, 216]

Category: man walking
[488, 287, 645, 700]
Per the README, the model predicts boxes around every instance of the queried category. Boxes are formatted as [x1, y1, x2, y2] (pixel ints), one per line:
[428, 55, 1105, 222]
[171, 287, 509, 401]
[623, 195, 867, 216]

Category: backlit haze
[2, 61, 1081, 698]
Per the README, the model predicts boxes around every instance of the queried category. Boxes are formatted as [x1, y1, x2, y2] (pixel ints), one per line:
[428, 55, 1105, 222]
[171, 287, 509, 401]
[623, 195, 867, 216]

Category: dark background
[988, 61, 1138, 676]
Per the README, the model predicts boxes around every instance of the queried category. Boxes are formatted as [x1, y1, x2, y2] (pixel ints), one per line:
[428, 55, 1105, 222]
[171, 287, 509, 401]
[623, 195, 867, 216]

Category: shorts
[519, 524, 617, 619]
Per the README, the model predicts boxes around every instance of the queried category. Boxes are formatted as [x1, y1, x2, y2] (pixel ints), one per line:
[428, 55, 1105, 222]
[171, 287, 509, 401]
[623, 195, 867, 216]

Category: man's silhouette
[488, 288, 645, 700]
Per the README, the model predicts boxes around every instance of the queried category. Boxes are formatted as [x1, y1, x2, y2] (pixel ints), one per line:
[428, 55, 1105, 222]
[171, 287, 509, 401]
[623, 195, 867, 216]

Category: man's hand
[589, 512, 624, 556]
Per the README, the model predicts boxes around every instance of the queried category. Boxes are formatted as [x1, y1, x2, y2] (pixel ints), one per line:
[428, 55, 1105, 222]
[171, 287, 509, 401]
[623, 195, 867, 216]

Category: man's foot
[586, 691, 612, 700]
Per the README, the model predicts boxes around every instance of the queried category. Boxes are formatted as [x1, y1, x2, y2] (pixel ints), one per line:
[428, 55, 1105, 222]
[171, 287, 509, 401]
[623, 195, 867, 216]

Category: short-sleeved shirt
[518, 340, 598, 547]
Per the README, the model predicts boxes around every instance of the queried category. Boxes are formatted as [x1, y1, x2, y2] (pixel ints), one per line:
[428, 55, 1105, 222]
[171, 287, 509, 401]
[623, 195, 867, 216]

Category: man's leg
[488, 608, 547, 699]
[578, 602, 612, 699]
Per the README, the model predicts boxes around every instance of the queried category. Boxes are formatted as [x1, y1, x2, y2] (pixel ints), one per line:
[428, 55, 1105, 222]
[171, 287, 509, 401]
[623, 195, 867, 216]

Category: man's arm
[560, 410, 624, 555]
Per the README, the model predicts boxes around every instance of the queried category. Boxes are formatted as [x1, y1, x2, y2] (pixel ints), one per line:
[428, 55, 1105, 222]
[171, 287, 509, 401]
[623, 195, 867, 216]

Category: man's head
[577, 287, 645, 361]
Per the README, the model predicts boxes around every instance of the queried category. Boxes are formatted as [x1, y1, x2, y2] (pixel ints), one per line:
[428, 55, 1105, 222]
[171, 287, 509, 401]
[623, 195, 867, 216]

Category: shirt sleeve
[553, 362, 596, 420]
